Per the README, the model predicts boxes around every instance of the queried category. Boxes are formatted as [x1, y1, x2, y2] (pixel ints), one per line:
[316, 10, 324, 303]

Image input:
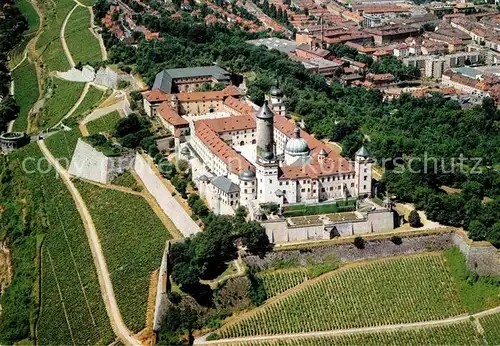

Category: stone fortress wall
[68, 139, 135, 184]
[263, 208, 396, 243]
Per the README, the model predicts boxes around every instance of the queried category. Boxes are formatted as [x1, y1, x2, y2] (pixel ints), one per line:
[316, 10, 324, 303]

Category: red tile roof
[157, 102, 188, 126]
[224, 96, 255, 115]
[144, 85, 242, 103]
[200, 114, 255, 133]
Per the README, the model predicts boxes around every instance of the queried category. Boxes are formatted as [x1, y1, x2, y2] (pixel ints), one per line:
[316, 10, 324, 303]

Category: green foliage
[83, 134, 126, 157]
[282, 200, 356, 217]
[44, 128, 82, 168]
[0, 97, 20, 133]
[75, 180, 173, 332]
[86, 111, 121, 135]
[72, 86, 105, 120]
[353, 236, 365, 249]
[66, 6, 102, 65]
[481, 313, 500, 344]
[11, 60, 39, 132]
[443, 247, 500, 313]
[247, 269, 267, 307]
[408, 210, 421, 227]
[390, 235, 402, 245]
[370, 56, 420, 80]
[15, 0, 39, 34]
[111, 171, 140, 190]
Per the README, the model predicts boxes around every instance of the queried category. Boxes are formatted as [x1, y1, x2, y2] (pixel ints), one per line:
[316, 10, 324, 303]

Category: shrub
[391, 235, 402, 245]
[409, 210, 422, 227]
[354, 236, 365, 249]
[167, 292, 182, 305]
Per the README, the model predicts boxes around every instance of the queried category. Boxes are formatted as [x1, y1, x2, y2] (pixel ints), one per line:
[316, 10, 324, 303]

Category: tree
[238, 221, 269, 251]
[408, 210, 421, 228]
[171, 261, 201, 287]
[114, 113, 142, 137]
[468, 220, 488, 241]
[390, 235, 402, 245]
[354, 236, 365, 249]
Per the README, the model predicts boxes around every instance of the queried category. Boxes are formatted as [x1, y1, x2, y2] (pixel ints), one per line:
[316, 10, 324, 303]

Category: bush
[354, 236, 365, 249]
[167, 291, 182, 304]
[409, 210, 422, 228]
[391, 235, 402, 245]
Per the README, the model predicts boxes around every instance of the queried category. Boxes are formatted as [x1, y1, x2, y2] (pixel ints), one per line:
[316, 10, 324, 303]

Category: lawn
[36, 0, 75, 72]
[38, 78, 85, 129]
[44, 128, 82, 168]
[72, 86, 105, 120]
[75, 180, 173, 332]
[65, 6, 102, 64]
[86, 111, 121, 135]
[9, 144, 114, 345]
[12, 60, 39, 132]
[211, 321, 481, 345]
[111, 171, 140, 190]
[216, 254, 468, 338]
[16, 0, 40, 34]
[443, 247, 500, 312]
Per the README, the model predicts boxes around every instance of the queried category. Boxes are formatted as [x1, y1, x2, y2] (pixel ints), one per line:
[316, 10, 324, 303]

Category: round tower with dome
[238, 169, 257, 206]
[284, 126, 310, 165]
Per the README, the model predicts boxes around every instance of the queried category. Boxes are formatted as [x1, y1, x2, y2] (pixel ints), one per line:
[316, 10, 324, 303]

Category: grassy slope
[12, 60, 39, 132]
[217, 254, 468, 338]
[65, 6, 102, 64]
[480, 312, 500, 344]
[36, 0, 74, 72]
[16, 0, 40, 34]
[8, 144, 114, 345]
[72, 86, 105, 120]
[86, 111, 121, 135]
[44, 128, 82, 168]
[39, 78, 85, 129]
[211, 321, 481, 345]
[75, 180, 172, 332]
[443, 247, 500, 312]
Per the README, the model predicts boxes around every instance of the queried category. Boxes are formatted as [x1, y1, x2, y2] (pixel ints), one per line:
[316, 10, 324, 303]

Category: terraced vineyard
[75, 181, 172, 332]
[87, 111, 121, 135]
[258, 269, 309, 298]
[210, 321, 481, 345]
[72, 86, 105, 119]
[12, 144, 114, 345]
[12, 60, 39, 132]
[480, 312, 500, 344]
[44, 128, 82, 167]
[65, 6, 102, 64]
[216, 254, 467, 339]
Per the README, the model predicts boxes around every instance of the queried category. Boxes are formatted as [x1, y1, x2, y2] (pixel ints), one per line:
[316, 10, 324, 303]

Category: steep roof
[157, 102, 188, 126]
[211, 176, 240, 194]
[152, 65, 231, 93]
[144, 85, 242, 103]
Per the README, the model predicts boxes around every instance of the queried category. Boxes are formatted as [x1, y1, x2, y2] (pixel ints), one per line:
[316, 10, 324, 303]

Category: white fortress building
[183, 81, 374, 217]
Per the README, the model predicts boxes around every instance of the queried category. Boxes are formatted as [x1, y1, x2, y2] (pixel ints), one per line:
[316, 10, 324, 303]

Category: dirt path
[87, 6, 108, 61]
[60, 5, 77, 68]
[38, 140, 141, 346]
[195, 306, 500, 344]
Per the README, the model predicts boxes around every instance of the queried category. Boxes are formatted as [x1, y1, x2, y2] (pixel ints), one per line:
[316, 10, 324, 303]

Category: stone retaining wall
[153, 241, 170, 333]
[452, 232, 500, 276]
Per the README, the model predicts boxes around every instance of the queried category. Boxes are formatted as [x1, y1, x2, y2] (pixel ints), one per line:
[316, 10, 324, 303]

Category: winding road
[60, 5, 77, 68]
[38, 140, 141, 346]
[195, 306, 500, 344]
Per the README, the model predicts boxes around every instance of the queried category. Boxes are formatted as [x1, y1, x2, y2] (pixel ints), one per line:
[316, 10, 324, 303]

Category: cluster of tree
[259, 0, 290, 26]
[113, 113, 159, 155]
[0, 4, 28, 132]
[328, 44, 374, 66]
[370, 56, 420, 80]
[98, 9, 500, 245]
[187, 193, 210, 221]
[169, 214, 269, 293]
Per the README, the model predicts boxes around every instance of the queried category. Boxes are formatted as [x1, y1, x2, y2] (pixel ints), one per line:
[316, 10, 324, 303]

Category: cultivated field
[216, 254, 468, 338]
[44, 128, 82, 168]
[480, 312, 500, 344]
[36, 0, 75, 72]
[14, 144, 114, 345]
[39, 78, 85, 129]
[210, 321, 481, 345]
[73, 86, 105, 120]
[258, 269, 309, 298]
[12, 60, 39, 132]
[65, 6, 102, 64]
[86, 110, 121, 135]
[75, 181, 172, 332]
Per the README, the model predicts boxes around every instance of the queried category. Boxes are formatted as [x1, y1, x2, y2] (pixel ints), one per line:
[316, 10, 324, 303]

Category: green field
[111, 171, 140, 190]
[44, 128, 82, 168]
[480, 312, 500, 344]
[39, 78, 85, 129]
[258, 269, 309, 298]
[10, 144, 114, 345]
[72, 86, 105, 120]
[217, 254, 467, 338]
[16, 0, 40, 34]
[65, 6, 102, 64]
[75, 181, 172, 332]
[210, 321, 481, 345]
[86, 111, 121, 135]
[12, 60, 39, 132]
[36, 0, 75, 72]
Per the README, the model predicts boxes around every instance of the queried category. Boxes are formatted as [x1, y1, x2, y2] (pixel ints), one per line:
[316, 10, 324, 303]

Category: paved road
[38, 140, 141, 346]
[134, 153, 202, 237]
[194, 306, 500, 344]
[81, 98, 125, 125]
